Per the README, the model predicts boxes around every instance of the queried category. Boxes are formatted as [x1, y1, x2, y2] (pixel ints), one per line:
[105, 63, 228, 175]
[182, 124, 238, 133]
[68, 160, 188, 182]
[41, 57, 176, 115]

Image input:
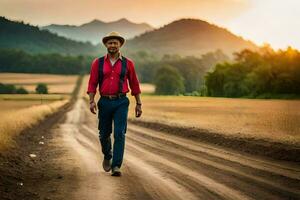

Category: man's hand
[135, 104, 142, 118]
[90, 101, 97, 114]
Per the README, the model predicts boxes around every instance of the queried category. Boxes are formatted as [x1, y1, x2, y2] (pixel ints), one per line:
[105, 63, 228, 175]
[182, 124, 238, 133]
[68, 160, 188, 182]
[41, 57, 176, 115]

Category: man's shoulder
[123, 56, 134, 65]
[92, 57, 99, 63]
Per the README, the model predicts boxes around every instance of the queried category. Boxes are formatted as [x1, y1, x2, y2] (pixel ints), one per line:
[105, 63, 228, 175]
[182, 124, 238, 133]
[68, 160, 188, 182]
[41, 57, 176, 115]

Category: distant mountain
[0, 16, 99, 55]
[41, 18, 154, 45]
[125, 18, 258, 56]
[0, 16, 258, 58]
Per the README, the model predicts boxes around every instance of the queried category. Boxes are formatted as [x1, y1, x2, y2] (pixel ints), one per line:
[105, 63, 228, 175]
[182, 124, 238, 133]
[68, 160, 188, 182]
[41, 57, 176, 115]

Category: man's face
[105, 39, 121, 54]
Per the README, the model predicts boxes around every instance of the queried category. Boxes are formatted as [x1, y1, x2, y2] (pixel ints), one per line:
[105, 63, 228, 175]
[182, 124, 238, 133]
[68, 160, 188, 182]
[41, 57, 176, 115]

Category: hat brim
[102, 36, 125, 46]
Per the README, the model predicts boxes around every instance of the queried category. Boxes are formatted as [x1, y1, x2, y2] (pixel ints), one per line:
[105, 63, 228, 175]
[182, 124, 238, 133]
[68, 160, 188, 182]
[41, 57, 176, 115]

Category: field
[0, 73, 78, 94]
[80, 75, 300, 145]
[0, 94, 70, 116]
[128, 95, 300, 145]
[2, 73, 299, 150]
[0, 73, 78, 150]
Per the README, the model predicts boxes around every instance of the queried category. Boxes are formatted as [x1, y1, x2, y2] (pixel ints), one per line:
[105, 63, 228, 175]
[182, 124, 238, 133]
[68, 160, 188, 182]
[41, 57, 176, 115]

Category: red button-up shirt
[87, 53, 141, 96]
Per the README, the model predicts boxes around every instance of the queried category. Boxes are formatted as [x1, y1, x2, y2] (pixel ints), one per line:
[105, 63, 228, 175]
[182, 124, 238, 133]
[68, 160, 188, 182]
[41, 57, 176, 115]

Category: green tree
[36, 83, 48, 94]
[154, 65, 185, 95]
[0, 83, 29, 94]
[205, 46, 300, 98]
[0, 83, 16, 94]
[16, 87, 29, 94]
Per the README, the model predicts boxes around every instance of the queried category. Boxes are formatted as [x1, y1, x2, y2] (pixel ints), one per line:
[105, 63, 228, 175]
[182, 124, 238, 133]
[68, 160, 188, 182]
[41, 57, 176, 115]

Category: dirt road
[56, 97, 300, 200]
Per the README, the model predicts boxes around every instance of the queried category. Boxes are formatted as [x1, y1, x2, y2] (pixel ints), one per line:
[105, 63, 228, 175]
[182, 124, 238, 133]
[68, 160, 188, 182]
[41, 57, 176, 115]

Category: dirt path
[58, 97, 300, 200]
[1, 95, 299, 200]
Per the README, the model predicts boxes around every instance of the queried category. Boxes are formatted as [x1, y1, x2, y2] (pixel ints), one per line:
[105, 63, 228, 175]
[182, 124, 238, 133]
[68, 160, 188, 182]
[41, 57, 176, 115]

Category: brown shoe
[111, 166, 121, 176]
[102, 159, 112, 172]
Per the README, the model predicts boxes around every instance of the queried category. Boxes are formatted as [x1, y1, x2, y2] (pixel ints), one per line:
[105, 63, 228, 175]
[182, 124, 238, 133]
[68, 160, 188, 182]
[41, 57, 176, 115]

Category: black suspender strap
[98, 56, 105, 88]
[98, 55, 127, 96]
[119, 56, 127, 94]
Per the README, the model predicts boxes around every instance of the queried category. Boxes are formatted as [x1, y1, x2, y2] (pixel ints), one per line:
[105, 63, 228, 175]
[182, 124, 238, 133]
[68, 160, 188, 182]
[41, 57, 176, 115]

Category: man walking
[87, 32, 142, 176]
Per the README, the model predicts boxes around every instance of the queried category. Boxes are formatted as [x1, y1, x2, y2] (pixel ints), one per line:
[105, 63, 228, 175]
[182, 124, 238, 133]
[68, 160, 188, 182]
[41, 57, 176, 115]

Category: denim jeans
[97, 96, 129, 169]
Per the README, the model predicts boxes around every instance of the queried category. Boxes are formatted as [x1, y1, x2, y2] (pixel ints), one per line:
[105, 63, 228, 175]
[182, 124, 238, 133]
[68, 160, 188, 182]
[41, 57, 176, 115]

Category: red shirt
[87, 53, 141, 96]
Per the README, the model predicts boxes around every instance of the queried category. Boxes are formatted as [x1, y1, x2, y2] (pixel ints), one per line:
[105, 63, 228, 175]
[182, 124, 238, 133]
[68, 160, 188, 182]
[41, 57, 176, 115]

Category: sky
[0, 0, 298, 50]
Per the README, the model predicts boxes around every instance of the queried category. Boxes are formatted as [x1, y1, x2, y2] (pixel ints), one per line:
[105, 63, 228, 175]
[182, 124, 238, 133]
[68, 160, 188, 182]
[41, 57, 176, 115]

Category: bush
[0, 83, 29, 94]
[154, 65, 185, 95]
[16, 87, 29, 94]
[36, 83, 48, 94]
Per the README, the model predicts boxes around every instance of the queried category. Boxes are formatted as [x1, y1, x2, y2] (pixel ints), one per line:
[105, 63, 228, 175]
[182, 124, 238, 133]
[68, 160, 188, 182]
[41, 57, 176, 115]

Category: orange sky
[0, 0, 298, 49]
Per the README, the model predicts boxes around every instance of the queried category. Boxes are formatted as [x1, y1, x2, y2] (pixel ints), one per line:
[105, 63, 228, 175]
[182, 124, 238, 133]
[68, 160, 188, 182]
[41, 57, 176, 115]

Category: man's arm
[134, 93, 142, 118]
[134, 93, 142, 105]
[127, 60, 142, 118]
[88, 92, 97, 114]
[87, 58, 99, 114]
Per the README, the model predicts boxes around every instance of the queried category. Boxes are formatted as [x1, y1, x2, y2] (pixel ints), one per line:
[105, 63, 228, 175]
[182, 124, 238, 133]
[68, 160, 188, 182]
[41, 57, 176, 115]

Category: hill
[41, 18, 154, 45]
[0, 16, 99, 55]
[125, 18, 258, 56]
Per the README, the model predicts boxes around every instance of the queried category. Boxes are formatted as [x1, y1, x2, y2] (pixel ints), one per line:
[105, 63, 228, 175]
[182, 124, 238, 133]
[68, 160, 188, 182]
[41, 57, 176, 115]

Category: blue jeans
[97, 96, 129, 169]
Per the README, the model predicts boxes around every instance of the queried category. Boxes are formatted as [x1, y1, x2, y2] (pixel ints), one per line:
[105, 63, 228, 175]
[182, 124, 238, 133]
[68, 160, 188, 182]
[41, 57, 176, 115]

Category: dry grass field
[64, 75, 300, 145]
[0, 73, 77, 151]
[140, 83, 155, 94]
[0, 99, 69, 151]
[128, 96, 300, 145]
[0, 94, 70, 116]
[0, 73, 78, 94]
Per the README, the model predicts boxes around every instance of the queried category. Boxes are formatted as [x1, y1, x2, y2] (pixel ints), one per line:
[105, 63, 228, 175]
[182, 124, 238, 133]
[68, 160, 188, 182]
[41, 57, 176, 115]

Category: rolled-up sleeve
[86, 58, 99, 94]
[127, 60, 141, 96]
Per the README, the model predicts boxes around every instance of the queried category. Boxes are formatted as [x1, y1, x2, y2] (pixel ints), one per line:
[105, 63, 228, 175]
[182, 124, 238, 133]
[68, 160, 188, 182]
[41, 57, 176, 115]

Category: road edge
[128, 119, 300, 162]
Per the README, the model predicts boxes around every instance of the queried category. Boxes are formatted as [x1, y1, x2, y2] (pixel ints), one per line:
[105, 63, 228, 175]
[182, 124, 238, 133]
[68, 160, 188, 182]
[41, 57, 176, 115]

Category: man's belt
[101, 93, 126, 100]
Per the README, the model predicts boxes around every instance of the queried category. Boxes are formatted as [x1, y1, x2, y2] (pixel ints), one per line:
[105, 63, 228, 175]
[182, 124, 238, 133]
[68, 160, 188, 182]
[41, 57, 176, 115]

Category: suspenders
[119, 56, 127, 94]
[98, 56, 127, 95]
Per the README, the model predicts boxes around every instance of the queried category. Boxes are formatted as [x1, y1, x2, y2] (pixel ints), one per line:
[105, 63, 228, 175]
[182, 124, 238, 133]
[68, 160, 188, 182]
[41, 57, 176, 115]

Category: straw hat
[102, 31, 125, 46]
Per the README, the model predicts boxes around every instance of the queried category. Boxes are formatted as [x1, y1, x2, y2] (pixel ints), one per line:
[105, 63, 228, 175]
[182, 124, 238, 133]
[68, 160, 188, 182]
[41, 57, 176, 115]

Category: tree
[205, 46, 300, 98]
[0, 83, 16, 94]
[16, 87, 29, 94]
[0, 83, 29, 94]
[36, 83, 48, 94]
[154, 65, 185, 95]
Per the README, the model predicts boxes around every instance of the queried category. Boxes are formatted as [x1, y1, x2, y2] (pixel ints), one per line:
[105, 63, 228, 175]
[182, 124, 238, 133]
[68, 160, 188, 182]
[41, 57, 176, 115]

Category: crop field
[0, 98, 68, 150]
[128, 96, 300, 145]
[0, 73, 77, 150]
[0, 94, 70, 116]
[0, 73, 78, 94]
[80, 75, 300, 145]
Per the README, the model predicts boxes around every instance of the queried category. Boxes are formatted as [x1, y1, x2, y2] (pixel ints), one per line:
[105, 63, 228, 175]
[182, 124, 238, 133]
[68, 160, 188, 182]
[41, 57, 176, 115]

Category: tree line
[0, 83, 48, 94]
[2, 46, 298, 98]
[130, 50, 229, 95]
[205, 45, 300, 98]
[0, 48, 229, 95]
[0, 48, 93, 74]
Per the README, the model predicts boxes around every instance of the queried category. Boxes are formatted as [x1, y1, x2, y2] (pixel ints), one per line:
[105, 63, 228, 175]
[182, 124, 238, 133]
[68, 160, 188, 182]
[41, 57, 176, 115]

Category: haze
[0, 0, 298, 49]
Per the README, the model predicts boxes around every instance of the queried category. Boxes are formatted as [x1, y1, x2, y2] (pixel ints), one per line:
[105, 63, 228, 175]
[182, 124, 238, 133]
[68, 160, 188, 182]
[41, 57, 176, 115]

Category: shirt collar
[105, 52, 123, 61]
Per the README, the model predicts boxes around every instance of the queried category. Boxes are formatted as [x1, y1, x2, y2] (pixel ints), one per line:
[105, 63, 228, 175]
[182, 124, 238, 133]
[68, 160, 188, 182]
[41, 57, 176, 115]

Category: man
[87, 32, 142, 177]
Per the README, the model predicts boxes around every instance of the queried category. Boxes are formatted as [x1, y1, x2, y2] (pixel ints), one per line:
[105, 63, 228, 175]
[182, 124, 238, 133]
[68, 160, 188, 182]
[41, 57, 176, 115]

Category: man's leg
[98, 98, 113, 160]
[112, 97, 129, 169]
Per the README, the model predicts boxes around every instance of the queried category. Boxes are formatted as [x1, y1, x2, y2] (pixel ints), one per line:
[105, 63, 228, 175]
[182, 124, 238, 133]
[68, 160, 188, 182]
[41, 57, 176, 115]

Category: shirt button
[111, 77, 113, 79]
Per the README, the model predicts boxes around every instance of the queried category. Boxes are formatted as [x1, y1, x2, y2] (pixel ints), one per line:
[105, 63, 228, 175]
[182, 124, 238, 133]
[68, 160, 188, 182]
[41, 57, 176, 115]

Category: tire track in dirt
[60, 98, 300, 200]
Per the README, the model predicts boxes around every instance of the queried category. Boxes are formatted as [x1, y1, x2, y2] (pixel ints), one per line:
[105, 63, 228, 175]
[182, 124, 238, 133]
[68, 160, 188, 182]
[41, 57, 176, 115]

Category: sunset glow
[0, 0, 298, 49]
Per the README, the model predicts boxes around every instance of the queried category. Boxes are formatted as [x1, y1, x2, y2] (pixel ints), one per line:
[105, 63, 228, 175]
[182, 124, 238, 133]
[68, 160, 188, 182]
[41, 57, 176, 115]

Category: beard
[107, 48, 118, 54]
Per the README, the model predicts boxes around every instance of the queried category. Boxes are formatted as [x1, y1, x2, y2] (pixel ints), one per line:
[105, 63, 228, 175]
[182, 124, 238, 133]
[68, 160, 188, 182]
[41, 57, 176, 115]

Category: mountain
[41, 18, 154, 45]
[125, 18, 258, 57]
[0, 16, 99, 55]
[0, 17, 258, 58]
